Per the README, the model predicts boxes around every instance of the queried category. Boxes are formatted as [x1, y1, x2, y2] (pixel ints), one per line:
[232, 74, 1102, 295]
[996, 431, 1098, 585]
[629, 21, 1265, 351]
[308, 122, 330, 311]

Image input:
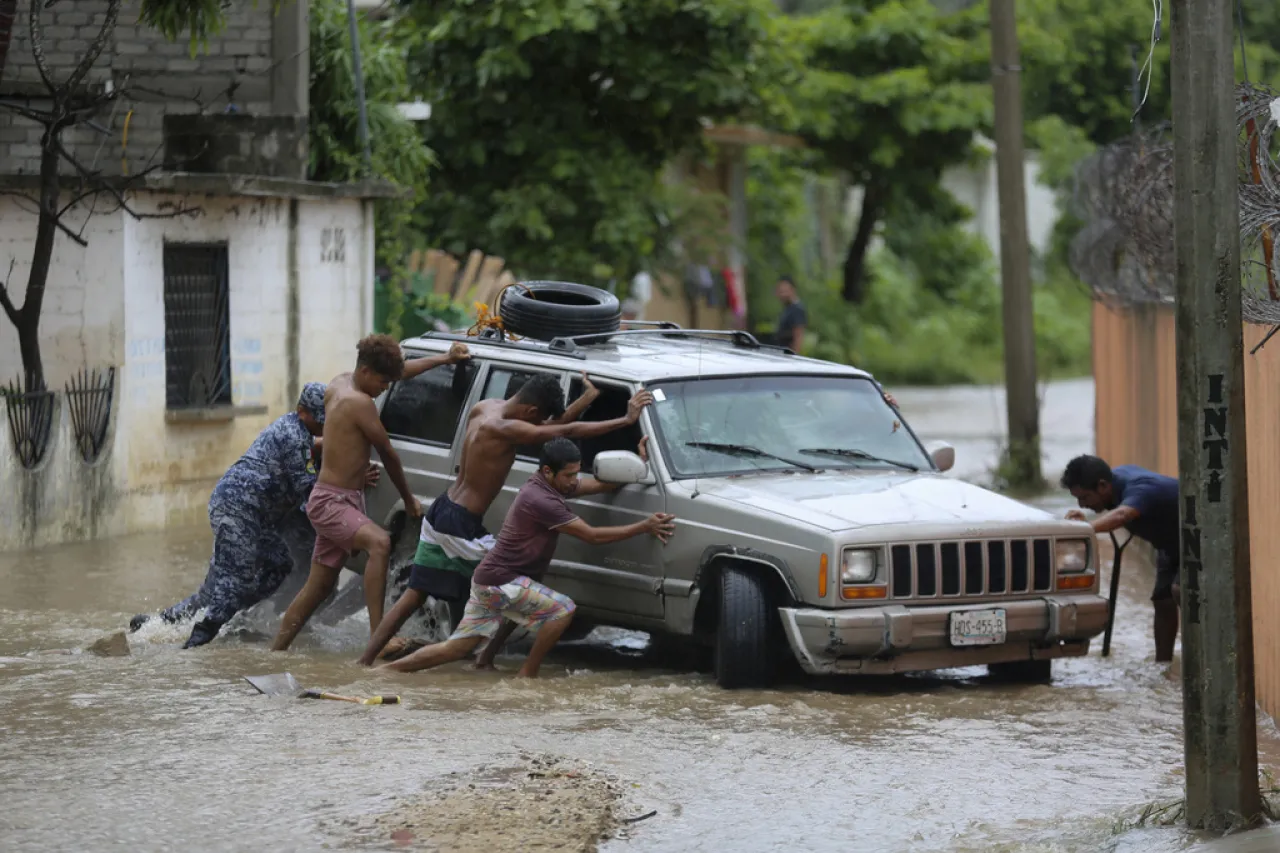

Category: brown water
[3, 504, 1276, 853]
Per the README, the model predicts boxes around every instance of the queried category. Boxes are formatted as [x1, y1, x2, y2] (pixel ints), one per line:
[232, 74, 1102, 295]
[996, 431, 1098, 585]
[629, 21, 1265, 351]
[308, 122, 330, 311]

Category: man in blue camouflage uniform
[130, 382, 344, 648]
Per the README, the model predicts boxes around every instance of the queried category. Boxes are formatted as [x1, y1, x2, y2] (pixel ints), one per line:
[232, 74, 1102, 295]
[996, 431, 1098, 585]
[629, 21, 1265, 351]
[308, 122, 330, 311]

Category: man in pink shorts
[379, 437, 675, 678]
[271, 335, 471, 652]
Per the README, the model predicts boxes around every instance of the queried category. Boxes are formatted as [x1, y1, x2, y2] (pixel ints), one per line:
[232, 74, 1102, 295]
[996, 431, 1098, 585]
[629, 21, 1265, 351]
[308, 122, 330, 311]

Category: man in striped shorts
[376, 438, 674, 678]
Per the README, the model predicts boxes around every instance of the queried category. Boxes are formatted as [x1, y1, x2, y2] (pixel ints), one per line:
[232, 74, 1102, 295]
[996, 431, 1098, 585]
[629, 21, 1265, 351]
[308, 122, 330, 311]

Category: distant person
[375, 438, 674, 678]
[129, 383, 353, 648]
[270, 337, 471, 653]
[773, 275, 807, 352]
[357, 374, 652, 665]
[1060, 455, 1181, 662]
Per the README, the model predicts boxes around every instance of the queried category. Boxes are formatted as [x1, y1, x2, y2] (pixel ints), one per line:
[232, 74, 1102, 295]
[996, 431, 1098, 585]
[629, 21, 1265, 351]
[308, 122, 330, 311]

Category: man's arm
[401, 342, 471, 381]
[550, 374, 600, 425]
[1067, 505, 1140, 534]
[493, 392, 653, 445]
[573, 437, 650, 496]
[790, 325, 805, 353]
[558, 513, 675, 546]
[355, 398, 422, 516]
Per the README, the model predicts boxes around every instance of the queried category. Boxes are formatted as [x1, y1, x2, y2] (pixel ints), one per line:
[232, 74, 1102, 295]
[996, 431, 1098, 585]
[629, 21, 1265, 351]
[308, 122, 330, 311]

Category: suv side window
[567, 376, 641, 470]
[380, 357, 478, 445]
[482, 366, 561, 460]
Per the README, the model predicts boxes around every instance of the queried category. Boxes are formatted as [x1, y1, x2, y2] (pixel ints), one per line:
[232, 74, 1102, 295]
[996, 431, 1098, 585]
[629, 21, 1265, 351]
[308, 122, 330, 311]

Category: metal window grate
[890, 538, 1057, 600]
[163, 244, 231, 410]
[2, 376, 56, 470]
[65, 367, 115, 463]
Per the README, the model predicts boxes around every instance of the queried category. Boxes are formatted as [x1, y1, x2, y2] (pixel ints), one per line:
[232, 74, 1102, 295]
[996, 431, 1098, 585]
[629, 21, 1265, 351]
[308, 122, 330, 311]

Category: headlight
[841, 548, 879, 584]
[1055, 539, 1089, 573]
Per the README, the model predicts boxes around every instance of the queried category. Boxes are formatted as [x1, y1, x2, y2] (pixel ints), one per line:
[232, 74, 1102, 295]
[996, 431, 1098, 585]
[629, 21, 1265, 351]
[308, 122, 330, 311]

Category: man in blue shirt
[1060, 454, 1181, 661]
[129, 382, 376, 648]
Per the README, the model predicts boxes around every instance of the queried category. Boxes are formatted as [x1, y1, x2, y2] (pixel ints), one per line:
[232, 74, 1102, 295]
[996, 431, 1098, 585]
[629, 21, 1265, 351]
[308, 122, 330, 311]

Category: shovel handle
[300, 690, 400, 705]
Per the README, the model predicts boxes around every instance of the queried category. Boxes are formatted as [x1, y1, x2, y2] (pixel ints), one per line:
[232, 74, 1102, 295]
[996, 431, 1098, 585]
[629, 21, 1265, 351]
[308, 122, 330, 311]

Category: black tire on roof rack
[499, 280, 621, 341]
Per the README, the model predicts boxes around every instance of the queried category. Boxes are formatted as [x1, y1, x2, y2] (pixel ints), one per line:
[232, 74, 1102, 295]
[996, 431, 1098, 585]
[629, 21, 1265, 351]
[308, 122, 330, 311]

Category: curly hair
[514, 373, 566, 420]
[1060, 454, 1113, 491]
[356, 334, 405, 380]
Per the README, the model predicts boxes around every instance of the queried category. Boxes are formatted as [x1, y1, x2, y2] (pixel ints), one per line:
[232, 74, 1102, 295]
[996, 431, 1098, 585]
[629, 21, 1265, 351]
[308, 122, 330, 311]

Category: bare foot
[469, 661, 497, 672]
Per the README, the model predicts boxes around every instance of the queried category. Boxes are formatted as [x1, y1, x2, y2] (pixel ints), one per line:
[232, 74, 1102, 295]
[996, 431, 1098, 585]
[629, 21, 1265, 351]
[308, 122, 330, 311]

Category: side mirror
[595, 450, 652, 485]
[926, 440, 956, 473]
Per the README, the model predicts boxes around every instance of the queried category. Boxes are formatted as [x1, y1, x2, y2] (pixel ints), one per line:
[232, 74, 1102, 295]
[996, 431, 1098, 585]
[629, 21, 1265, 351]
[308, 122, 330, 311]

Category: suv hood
[681, 471, 1051, 531]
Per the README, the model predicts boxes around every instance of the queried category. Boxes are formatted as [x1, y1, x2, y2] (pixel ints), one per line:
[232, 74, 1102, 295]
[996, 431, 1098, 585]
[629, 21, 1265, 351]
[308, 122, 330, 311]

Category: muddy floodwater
[2, 380, 1278, 852]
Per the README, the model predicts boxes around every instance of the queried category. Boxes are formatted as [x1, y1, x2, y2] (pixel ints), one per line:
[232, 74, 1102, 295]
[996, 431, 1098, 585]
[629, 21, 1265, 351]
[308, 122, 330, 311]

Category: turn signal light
[819, 554, 829, 599]
[1056, 574, 1095, 591]
[841, 585, 888, 600]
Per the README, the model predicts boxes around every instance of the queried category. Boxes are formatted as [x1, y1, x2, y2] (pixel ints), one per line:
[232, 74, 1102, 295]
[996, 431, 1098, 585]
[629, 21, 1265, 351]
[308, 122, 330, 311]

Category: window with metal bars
[163, 244, 232, 410]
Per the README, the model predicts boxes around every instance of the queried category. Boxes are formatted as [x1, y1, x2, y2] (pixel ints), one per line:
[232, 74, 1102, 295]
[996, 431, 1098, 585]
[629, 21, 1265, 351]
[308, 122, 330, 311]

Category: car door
[552, 376, 666, 622]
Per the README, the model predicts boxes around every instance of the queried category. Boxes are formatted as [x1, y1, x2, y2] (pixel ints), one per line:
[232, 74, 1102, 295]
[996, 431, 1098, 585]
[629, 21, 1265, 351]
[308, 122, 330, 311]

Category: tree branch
[26, 0, 55, 96]
[0, 98, 54, 125]
[54, 141, 200, 222]
[62, 0, 122, 95]
[0, 258, 18, 325]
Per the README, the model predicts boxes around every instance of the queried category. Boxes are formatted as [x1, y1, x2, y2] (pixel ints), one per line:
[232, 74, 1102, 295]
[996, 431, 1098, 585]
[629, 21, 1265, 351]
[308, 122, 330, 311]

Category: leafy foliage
[777, 0, 992, 301]
[308, 0, 433, 337]
[404, 0, 776, 283]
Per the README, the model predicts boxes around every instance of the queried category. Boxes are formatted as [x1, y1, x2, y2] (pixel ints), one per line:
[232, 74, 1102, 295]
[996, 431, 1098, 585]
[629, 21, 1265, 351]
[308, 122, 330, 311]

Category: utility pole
[988, 0, 1042, 491]
[1171, 0, 1261, 832]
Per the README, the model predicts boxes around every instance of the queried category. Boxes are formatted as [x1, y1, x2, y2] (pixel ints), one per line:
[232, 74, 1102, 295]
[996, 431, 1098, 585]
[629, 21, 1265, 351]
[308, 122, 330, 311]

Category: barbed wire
[1069, 83, 1280, 325]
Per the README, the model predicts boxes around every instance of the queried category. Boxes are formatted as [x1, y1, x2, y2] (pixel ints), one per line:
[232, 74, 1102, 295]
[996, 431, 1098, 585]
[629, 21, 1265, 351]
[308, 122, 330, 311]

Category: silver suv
[362, 327, 1108, 688]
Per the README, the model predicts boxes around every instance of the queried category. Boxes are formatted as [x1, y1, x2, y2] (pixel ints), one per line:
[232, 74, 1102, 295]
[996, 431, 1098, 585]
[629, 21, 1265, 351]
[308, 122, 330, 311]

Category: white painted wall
[0, 190, 374, 550]
[942, 148, 1060, 260]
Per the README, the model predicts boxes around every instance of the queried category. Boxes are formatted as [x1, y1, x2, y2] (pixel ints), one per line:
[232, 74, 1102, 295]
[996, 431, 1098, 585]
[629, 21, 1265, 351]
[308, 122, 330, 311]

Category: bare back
[317, 373, 377, 491]
[449, 399, 519, 516]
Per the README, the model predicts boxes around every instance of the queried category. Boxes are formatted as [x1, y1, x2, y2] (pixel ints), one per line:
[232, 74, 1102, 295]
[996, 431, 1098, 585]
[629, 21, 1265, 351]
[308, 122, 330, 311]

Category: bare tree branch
[0, 98, 53, 124]
[63, 0, 122, 95]
[0, 258, 18, 324]
[54, 140, 200, 222]
[26, 0, 55, 96]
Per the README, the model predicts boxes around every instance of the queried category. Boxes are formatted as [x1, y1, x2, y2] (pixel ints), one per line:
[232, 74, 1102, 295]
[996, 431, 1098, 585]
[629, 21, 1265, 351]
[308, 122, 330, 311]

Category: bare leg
[475, 619, 519, 670]
[378, 636, 484, 673]
[351, 522, 392, 636]
[358, 588, 426, 666]
[517, 613, 574, 678]
[1154, 584, 1180, 663]
[271, 561, 341, 651]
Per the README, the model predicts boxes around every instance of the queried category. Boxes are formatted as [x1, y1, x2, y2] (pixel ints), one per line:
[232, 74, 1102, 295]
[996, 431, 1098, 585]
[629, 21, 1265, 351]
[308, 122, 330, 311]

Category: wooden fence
[1093, 301, 1280, 718]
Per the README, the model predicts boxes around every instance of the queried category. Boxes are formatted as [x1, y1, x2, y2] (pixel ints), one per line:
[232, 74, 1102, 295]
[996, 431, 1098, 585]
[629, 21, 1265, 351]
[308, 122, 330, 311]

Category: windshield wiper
[685, 442, 817, 472]
[798, 447, 919, 472]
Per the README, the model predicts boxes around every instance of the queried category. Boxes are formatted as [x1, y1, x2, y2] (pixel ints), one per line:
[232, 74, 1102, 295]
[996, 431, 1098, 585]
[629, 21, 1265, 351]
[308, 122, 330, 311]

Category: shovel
[244, 673, 400, 706]
[1101, 531, 1132, 658]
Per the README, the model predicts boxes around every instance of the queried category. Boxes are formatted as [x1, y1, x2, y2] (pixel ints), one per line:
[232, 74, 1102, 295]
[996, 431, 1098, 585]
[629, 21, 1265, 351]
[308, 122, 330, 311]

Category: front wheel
[715, 565, 776, 689]
[988, 658, 1052, 683]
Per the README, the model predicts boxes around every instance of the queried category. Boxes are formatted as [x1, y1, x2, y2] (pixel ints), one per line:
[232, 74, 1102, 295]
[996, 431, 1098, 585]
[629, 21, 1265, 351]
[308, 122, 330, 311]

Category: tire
[715, 565, 777, 689]
[499, 280, 621, 341]
[988, 659, 1052, 683]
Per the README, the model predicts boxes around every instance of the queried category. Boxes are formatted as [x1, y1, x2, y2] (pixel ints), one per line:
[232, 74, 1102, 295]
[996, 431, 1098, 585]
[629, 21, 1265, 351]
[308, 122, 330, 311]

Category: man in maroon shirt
[378, 437, 675, 678]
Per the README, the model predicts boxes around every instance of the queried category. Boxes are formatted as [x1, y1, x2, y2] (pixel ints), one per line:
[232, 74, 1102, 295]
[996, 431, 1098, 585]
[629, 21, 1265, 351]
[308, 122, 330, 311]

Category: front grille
[889, 539, 1054, 599]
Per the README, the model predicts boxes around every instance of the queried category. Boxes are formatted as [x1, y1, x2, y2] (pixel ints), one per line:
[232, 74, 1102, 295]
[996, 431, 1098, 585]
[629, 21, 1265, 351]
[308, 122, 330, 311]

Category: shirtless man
[357, 372, 652, 665]
[271, 335, 471, 652]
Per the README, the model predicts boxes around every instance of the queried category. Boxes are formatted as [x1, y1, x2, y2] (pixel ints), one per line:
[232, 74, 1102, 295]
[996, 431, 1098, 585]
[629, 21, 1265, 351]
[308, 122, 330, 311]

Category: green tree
[780, 0, 992, 303]
[308, 0, 432, 316]
[403, 0, 776, 283]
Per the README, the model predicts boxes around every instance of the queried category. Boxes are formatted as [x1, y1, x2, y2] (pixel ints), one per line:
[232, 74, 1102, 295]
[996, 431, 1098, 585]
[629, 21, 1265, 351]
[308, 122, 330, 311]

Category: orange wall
[1093, 302, 1280, 716]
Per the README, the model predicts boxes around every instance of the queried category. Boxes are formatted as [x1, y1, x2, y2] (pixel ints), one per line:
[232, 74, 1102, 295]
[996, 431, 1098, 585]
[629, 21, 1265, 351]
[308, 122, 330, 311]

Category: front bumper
[778, 594, 1109, 676]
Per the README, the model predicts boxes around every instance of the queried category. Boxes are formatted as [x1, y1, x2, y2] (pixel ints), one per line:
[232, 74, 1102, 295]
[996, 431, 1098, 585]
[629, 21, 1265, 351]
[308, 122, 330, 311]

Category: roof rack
[417, 329, 588, 359]
[620, 319, 683, 330]
[547, 328, 796, 356]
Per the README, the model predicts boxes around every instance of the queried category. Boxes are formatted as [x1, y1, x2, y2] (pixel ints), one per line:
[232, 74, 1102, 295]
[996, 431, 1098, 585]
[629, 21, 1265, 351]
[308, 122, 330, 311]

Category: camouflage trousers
[161, 502, 314, 645]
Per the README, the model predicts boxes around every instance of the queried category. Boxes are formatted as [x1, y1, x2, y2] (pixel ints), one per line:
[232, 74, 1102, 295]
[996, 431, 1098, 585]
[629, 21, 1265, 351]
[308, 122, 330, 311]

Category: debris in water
[622, 809, 658, 824]
[86, 631, 131, 658]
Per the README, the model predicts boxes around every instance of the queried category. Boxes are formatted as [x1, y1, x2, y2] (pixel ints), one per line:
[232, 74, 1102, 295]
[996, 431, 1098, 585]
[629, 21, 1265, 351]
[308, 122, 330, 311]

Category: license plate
[949, 608, 1007, 647]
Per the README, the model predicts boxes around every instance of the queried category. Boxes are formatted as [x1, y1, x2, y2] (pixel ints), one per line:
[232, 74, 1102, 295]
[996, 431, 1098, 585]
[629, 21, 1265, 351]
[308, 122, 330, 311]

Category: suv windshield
[649, 375, 932, 478]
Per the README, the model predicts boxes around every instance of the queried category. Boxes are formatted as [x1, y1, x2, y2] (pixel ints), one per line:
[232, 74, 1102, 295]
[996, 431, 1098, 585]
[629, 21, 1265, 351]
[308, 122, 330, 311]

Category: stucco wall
[0, 190, 373, 550]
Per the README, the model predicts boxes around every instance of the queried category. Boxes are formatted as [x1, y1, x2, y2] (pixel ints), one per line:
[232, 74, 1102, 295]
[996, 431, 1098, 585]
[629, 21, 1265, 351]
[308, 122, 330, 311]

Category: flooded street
[2, 378, 1277, 852]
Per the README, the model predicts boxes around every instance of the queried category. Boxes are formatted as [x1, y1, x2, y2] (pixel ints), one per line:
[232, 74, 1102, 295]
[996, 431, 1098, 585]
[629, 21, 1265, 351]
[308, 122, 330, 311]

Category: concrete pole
[344, 0, 373, 175]
[988, 0, 1042, 490]
[1170, 0, 1261, 831]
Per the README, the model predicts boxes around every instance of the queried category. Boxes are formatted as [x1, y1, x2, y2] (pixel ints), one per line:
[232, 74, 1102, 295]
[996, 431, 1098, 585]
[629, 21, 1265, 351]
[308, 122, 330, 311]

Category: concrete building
[0, 0, 390, 551]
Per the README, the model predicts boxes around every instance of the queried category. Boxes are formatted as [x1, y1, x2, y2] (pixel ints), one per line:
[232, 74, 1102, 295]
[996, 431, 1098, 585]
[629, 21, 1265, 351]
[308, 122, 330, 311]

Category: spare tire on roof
[499, 280, 621, 341]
